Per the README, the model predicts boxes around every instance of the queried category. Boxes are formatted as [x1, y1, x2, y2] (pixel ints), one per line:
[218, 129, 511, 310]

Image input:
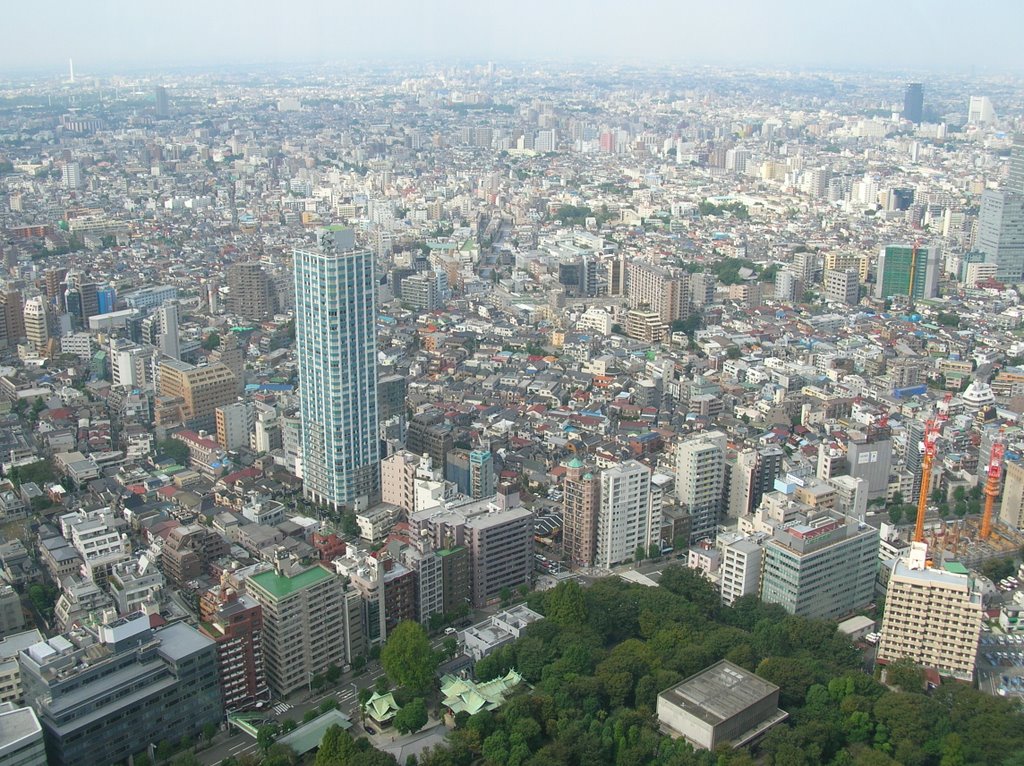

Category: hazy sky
[4, 0, 1023, 75]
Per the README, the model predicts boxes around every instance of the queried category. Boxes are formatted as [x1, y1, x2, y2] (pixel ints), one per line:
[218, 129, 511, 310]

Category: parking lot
[977, 633, 1024, 698]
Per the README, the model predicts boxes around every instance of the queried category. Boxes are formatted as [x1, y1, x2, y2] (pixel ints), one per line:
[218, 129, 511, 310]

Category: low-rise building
[657, 660, 788, 751]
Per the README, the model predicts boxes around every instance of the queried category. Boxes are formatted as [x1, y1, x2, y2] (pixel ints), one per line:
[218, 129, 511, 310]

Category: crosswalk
[272, 702, 293, 715]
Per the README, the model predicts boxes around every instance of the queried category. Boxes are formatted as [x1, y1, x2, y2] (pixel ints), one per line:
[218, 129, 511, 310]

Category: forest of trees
[241, 567, 1024, 766]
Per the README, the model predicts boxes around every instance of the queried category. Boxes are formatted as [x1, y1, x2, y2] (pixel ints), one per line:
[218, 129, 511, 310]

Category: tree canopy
[381, 620, 438, 693]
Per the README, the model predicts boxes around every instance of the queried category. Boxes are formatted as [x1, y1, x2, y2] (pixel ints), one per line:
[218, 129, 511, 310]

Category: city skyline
[4, 0, 1024, 75]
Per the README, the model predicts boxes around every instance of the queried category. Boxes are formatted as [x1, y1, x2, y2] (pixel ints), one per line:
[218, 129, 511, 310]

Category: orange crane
[981, 441, 1005, 541]
[914, 394, 952, 544]
[914, 418, 941, 543]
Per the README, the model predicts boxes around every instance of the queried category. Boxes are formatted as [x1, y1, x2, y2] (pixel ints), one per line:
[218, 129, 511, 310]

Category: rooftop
[248, 564, 333, 599]
[659, 660, 779, 726]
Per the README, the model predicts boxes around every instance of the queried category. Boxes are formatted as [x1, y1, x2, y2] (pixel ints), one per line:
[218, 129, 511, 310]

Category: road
[199, 638, 450, 765]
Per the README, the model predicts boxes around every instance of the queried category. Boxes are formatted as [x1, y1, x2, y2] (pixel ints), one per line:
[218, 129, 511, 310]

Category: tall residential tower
[294, 228, 380, 510]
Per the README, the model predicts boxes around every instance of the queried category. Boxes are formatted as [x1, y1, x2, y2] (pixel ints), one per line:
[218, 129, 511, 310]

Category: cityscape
[0, 5, 1024, 766]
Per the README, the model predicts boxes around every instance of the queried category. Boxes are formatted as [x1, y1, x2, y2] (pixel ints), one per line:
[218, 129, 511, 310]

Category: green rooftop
[249, 565, 333, 599]
[943, 562, 970, 575]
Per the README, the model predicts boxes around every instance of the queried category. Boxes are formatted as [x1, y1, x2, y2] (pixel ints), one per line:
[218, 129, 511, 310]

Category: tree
[634, 544, 646, 563]
[499, 586, 512, 606]
[394, 698, 429, 734]
[381, 621, 438, 693]
[156, 740, 174, 764]
[885, 658, 925, 692]
[648, 542, 662, 560]
[202, 722, 217, 744]
[257, 723, 279, 752]
[158, 439, 190, 465]
[171, 756, 201, 766]
[545, 580, 586, 627]
[442, 636, 458, 660]
[201, 332, 221, 350]
[888, 506, 903, 525]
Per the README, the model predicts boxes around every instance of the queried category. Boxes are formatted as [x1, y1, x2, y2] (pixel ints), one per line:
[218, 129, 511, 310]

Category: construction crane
[914, 394, 953, 544]
[981, 441, 1005, 541]
[906, 239, 924, 307]
[914, 418, 941, 543]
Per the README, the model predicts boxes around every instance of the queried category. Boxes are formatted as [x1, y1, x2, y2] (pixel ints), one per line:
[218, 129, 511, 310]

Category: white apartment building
[877, 543, 982, 682]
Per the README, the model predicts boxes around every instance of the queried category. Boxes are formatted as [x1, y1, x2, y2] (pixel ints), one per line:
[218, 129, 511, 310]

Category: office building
[157, 360, 238, 431]
[657, 660, 787, 751]
[846, 428, 893, 502]
[19, 614, 222, 766]
[0, 702, 45, 766]
[874, 244, 941, 300]
[676, 431, 728, 542]
[823, 268, 860, 306]
[877, 543, 981, 682]
[976, 189, 1024, 283]
[226, 262, 276, 321]
[760, 512, 879, 620]
[198, 587, 270, 712]
[439, 546, 470, 616]
[294, 228, 380, 510]
[245, 563, 363, 696]
[903, 83, 923, 124]
[562, 458, 600, 568]
[596, 460, 656, 568]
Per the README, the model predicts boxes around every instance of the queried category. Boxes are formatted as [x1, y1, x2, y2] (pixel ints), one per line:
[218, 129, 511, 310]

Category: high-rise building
[998, 459, 1024, 529]
[157, 300, 180, 360]
[627, 261, 690, 324]
[903, 83, 923, 124]
[61, 162, 82, 191]
[469, 449, 495, 498]
[245, 563, 363, 696]
[226, 262, 276, 321]
[976, 190, 1024, 283]
[1008, 133, 1024, 194]
[760, 512, 879, 620]
[967, 96, 996, 126]
[157, 360, 238, 432]
[596, 460, 657, 568]
[19, 615, 222, 766]
[874, 244, 941, 300]
[563, 458, 600, 568]
[718, 532, 764, 607]
[823, 268, 860, 305]
[823, 252, 869, 282]
[407, 411, 453, 471]
[675, 431, 728, 543]
[22, 297, 49, 355]
[294, 228, 380, 510]
[877, 543, 981, 682]
[154, 85, 169, 118]
[198, 587, 270, 712]
[846, 428, 893, 502]
[465, 507, 534, 607]
[0, 291, 24, 349]
[215, 401, 253, 450]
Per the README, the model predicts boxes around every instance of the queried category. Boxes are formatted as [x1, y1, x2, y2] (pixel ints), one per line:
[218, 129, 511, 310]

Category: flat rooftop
[249, 565, 333, 599]
[660, 660, 779, 726]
